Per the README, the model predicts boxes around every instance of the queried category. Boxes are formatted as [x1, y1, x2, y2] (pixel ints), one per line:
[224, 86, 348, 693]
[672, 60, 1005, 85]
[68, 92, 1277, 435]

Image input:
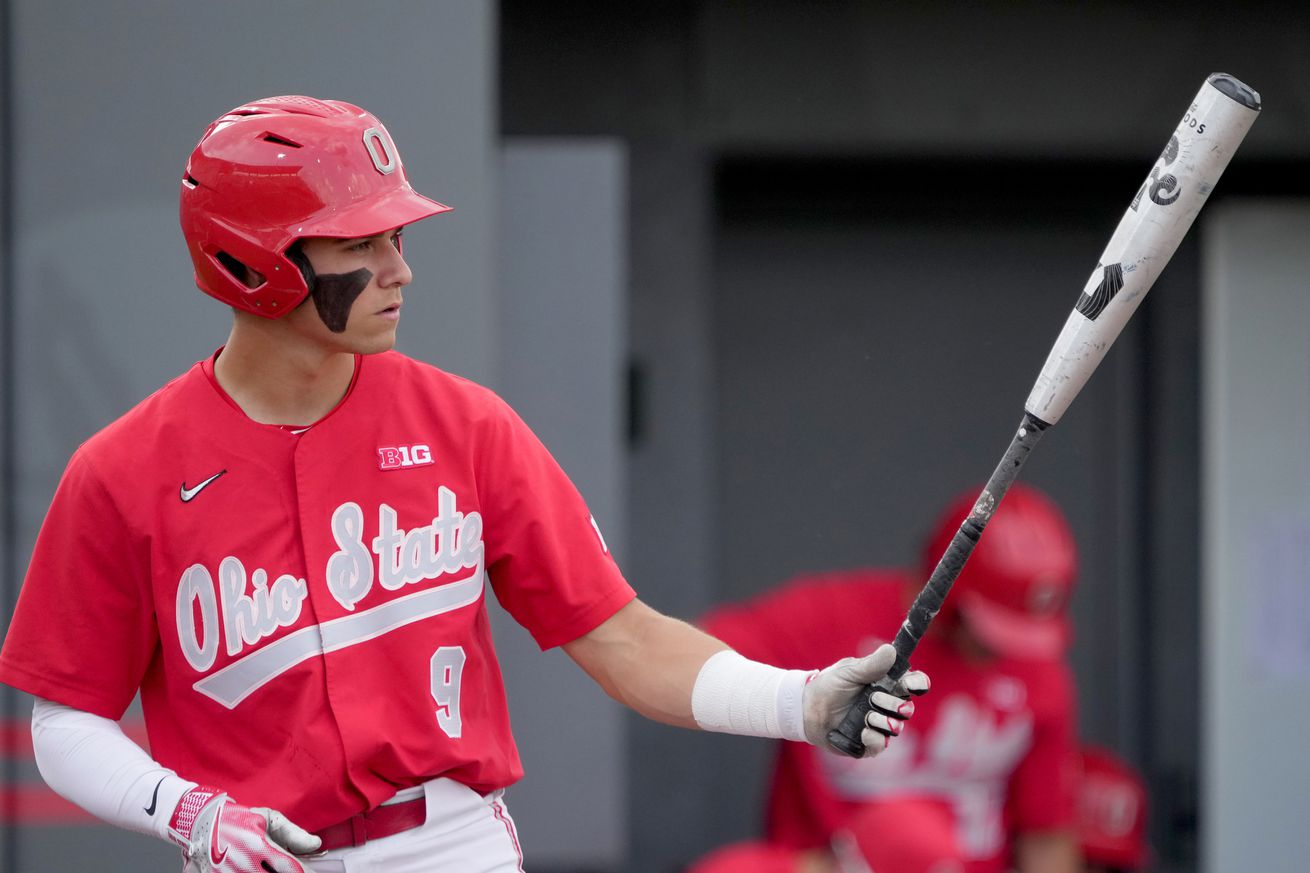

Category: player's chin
[351, 324, 400, 356]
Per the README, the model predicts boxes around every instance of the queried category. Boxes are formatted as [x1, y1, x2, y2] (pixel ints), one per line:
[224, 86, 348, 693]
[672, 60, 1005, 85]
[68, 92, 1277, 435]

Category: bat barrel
[1024, 72, 1262, 426]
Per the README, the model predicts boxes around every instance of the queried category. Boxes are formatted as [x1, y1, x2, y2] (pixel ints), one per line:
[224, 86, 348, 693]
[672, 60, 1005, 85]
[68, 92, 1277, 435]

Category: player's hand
[167, 786, 322, 873]
[801, 643, 929, 757]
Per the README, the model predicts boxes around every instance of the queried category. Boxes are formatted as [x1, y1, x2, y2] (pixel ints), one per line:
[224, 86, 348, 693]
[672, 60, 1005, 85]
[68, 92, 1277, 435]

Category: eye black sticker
[310, 269, 373, 333]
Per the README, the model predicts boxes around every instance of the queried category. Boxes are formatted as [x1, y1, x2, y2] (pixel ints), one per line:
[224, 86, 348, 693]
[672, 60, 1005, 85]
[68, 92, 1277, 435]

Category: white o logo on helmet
[363, 126, 398, 175]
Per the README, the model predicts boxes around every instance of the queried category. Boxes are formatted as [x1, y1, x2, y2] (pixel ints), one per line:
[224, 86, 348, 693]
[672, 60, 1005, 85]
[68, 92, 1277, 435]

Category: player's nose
[379, 240, 413, 288]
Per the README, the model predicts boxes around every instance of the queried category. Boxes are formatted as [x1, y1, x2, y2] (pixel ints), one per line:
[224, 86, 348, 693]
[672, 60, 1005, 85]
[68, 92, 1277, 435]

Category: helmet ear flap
[185, 217, 307, 317]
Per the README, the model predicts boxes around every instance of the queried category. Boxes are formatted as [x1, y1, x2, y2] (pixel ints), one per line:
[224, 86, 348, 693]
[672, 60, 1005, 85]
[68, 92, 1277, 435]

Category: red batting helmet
[922, 483, 1077, 660]
[684, 842, 800, 873]
[839, 797, 966, 873]
[179, 96, 451, 317]
[1078, 745, 1149, 871]
[687, 800, 965, 873]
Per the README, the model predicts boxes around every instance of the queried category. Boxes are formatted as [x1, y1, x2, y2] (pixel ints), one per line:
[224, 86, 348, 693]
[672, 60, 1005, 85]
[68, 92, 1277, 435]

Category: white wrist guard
[691, 650, 813, 742]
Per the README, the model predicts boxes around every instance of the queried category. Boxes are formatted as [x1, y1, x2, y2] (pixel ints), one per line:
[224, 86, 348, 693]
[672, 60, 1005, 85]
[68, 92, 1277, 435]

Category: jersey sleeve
[1005, 661, 1080, 832]
[0, 451, 159, 719]
[475, 398, 635, 650]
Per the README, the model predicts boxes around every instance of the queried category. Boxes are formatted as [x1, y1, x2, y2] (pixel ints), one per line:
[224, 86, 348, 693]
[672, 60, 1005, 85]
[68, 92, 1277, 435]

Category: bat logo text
[1131, 134, 1181, 211]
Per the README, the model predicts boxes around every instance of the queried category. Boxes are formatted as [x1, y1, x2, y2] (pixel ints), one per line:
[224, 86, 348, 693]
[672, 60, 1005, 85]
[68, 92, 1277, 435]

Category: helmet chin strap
[287, 246, 373, 333]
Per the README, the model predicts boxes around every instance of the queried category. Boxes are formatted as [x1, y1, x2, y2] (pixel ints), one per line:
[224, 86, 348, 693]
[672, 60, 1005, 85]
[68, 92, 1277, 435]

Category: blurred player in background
[1077, 745, 1149, 873]
[0, 96, 928, 873]
[698, 483, 1082, 873]
[689, 743, 1151, 873]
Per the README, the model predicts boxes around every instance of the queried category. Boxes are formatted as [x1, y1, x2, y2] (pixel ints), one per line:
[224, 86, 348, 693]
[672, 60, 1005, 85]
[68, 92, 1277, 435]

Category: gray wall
[7, 0, 498, 567]
[1202, 201, 1310, 873]
[497, 139, 630, 868]
[2, 2, 501, 870]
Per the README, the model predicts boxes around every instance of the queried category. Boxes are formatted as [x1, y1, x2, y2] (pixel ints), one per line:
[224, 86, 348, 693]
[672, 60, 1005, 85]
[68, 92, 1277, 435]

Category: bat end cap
[1208, 72, 1262, 111]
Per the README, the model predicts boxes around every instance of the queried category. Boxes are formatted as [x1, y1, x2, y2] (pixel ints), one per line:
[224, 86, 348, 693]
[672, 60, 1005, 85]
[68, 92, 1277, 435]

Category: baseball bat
[827, 72, 1261, 757]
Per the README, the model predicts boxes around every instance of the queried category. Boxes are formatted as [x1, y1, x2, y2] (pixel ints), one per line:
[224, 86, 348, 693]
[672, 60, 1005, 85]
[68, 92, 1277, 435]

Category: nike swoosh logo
[143, 776, 165, 816]
[180, 470, 227, 503]
[209, 798, 229, 865]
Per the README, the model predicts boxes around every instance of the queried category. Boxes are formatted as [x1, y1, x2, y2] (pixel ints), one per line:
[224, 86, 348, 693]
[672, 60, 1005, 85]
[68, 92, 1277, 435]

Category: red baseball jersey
[0, 351, 635, 831]
[703, 570, 1077, 873]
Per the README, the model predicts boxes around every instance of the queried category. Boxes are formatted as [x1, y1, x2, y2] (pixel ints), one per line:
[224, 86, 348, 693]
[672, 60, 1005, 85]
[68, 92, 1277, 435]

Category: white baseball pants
[304, 779, 525, 873]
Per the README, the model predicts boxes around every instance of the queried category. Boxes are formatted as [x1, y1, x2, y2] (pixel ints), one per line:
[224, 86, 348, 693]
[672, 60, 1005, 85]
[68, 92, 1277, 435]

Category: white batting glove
[801, 643, 930, 757]
[167, 786, 322, 873]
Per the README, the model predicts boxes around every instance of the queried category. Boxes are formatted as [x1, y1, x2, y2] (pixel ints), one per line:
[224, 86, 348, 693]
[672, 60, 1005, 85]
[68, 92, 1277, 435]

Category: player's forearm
[563, 598, 729, 728]
[30, 697, 193, 840]
[565, 598, 917, 754]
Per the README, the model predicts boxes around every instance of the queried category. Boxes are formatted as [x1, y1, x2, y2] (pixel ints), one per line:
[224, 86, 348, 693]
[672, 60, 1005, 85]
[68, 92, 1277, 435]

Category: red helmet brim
[958, 589, 1070, 660]
[293, 187, 451, 240]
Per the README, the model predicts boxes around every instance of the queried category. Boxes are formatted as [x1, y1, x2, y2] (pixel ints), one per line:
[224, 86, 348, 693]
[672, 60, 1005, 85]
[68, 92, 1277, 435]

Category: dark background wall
[500, 3, 1308, 872]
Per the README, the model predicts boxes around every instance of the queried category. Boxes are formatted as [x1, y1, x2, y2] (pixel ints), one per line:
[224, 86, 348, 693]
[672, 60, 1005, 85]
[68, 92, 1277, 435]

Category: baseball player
[699, 484, 1082, 873]
[0, 96, 928, 873]
[1076, 745, 1149, 873]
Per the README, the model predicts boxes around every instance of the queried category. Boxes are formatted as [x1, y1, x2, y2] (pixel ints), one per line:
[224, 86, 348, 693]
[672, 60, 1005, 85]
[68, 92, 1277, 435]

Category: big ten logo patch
[378, 444, 434, 471]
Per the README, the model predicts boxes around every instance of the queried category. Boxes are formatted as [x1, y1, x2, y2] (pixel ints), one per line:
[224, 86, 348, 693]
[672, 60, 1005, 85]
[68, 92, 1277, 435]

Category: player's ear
[285, 243, 317, 291]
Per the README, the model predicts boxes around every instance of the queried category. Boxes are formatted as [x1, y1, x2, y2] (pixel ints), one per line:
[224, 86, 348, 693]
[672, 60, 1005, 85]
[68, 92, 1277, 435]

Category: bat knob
[825, 726, 866, 758]
[824, 680, 884, 758]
